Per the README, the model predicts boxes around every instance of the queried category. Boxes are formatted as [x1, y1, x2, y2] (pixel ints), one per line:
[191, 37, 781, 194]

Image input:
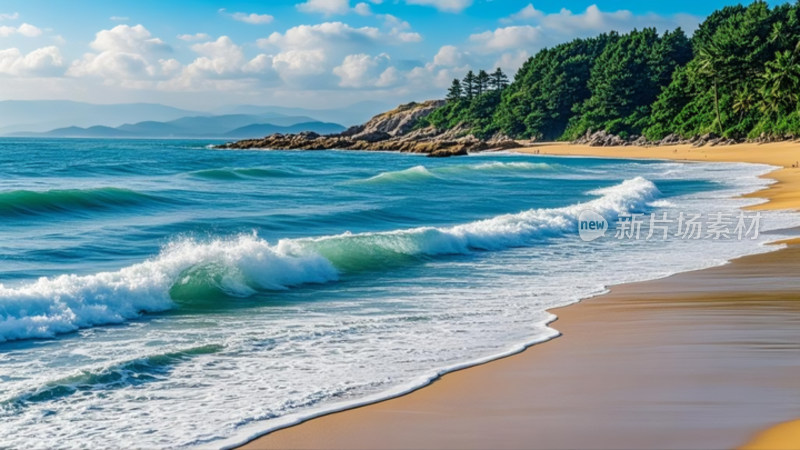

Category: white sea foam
[357, 161, 556, 184]
[360, 165, 436, 183]
[0, 177, 658, 343]
[0, 236, 338, 342]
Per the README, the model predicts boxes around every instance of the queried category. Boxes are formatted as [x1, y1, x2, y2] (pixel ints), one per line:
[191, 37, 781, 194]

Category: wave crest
[0, 187, 165, 218]
[0, 177, 658, 343]
[355, 161, 556, 185]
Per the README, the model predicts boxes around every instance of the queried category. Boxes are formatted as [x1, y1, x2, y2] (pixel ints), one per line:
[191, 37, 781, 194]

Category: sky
[0, 0, 769, 110]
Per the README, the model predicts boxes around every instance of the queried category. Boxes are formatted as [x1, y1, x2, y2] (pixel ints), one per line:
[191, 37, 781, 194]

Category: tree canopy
[421, 1, 800, 141]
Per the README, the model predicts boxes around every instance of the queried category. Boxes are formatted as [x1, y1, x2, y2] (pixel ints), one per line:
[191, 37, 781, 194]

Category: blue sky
[0, 0, 773, 110]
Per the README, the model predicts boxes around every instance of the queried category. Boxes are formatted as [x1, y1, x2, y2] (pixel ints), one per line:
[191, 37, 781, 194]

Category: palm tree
[697, 45, 725, 135]
[732, 83, 756, 125]
[759, 50, 800, 116]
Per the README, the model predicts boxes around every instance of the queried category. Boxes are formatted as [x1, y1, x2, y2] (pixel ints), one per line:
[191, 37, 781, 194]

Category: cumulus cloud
[231, 12, 274, 24]
[405, 0, 472, 13]
[494, 4, 700, 44]
[177, 32, 211, 42]
[296, 0, 385, 17]
[0, 12, 20, 21]
[259, 21, 418, 87]
[163, 36, 276, 91]
[0, 46, 64, 76]
[296, 0, 352, 16]
[68, 24, 174, 82]
[0, 23, 43, 38]
[432, 45, 469, 67]
[333, 53, 397, 87]
[354, 3, 372, 16]
[380, 14, 422, 42]
[261, 22, 382, 51]
[469, 25, 542, 53]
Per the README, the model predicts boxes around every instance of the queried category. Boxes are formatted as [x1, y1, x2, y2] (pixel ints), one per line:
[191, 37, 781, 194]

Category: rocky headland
[217, 100, 522, 157]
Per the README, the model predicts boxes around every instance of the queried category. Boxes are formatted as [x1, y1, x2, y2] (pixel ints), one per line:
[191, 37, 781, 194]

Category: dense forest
[420, 1, 800, 142]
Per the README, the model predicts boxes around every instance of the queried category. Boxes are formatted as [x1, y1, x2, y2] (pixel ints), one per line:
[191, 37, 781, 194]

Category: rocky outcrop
[218, 100, 522, 157]
[574, 129, 752, 147]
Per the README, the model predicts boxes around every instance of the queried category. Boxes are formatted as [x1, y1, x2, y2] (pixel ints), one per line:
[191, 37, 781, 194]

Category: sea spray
[355, 161, 557, 185]
[0, 177, 658, 343]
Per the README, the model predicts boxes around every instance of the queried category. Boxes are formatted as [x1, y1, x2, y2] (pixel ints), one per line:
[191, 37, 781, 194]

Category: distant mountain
[13, 114, 346, 138]
[0, 100, 201, 134]
[225, 122, 346, 138]
[42, 126, 135, 138]
[213, 101, 392, 127]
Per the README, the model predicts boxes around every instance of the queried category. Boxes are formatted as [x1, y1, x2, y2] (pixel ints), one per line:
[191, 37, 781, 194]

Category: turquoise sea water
[0, 139, 797, 448]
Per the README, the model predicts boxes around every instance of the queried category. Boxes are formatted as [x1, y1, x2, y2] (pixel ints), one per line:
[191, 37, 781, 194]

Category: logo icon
[578, 210, 608, 241]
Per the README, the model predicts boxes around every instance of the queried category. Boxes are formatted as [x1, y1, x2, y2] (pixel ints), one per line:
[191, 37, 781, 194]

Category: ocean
[0, 139, 797, 448]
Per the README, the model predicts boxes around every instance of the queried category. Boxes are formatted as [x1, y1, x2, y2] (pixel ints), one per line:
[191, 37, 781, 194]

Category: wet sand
[240, 141, 800, 450]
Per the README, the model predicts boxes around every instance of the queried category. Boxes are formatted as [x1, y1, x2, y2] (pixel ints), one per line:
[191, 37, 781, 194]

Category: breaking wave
[0, 177, 659, 343]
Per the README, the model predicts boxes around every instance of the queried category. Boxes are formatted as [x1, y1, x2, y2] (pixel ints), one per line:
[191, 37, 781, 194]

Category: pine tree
[477, 70, 490, 95]
[490, 67, 509, 90]
[463, 70, 476, 100]
[446, 78, 463, 102]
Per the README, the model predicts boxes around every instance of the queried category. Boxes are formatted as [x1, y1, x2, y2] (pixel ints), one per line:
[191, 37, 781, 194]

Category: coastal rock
[218, 100, 521, 157]
[575, 130, 628, 147]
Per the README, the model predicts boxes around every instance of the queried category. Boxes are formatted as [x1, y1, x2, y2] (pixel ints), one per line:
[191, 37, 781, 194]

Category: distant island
[0, 100, 392, 138]
[223, 1, 800, 155]
[11, 114, 345, 139]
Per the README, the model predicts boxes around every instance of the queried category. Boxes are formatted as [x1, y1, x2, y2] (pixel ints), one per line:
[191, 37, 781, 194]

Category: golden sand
[741, 419, 800, 450]
[517, 141, 800, 210]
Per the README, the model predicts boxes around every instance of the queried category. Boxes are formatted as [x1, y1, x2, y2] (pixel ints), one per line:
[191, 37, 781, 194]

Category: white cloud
[354, 3, 372, 16]
[333, 53, 396, 87]
[259, 21, 417, 87]
[177, 32, 211, 42]
[470, 25, 541, 53]
[499, 4, 700, 37]
[500, 4, 542, 23]
[0, 23, 43, 38]
[68, 24, 173, 82]
[163, 36, 276, 91]
[260, 22, 382, 51]
[231, 12, 274, 25]
[296, 0, 352, 16]
[0, 12, 19, 21]
[273, 49, 327, 77]
[0, 46, 64, 76]
[187, 36, 247, 76]
[380, 14, 422, 42]
[476, 5, 700, 53]
[89, 24, 170, 53]
[405, 0, 472, 13]
[432, 45, 468, 67]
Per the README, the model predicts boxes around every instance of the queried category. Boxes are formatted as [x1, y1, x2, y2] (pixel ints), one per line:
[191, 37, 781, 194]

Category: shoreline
[237, 141, 800, 450]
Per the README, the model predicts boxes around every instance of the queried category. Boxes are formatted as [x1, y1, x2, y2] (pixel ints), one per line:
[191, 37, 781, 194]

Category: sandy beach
[241, 142, 800, 450]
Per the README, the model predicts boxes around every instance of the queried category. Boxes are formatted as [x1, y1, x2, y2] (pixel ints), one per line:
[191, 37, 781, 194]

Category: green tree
[463, 70, 476, 100]
[759, 49, 800, 115]
[732, 82, 757, 124]
[490, 67, 509, 90]
[446, 78, 463, 102]
[476, 70, 490, 95]
[697, 44, 725, 135]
